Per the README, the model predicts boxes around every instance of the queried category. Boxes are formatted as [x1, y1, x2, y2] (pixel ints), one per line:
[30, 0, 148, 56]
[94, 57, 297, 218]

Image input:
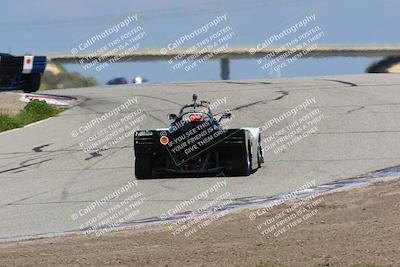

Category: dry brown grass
[0, 93, 26, 116]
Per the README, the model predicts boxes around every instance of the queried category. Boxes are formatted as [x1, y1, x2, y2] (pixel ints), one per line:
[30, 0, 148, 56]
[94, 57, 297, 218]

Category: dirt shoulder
[0, 93, 25, 116]
[1, 178, 400, 267]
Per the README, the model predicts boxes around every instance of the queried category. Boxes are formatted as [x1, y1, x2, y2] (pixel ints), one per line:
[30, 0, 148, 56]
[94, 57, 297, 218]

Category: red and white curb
[19, 93, 79, 107]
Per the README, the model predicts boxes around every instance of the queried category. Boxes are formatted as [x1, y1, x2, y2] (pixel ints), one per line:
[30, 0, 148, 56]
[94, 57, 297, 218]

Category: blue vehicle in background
[0, 53, 46, 93]
[106, 77, 128, 85]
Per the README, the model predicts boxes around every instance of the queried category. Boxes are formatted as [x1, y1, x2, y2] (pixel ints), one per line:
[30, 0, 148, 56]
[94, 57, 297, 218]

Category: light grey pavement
[1, 74, 400, 240]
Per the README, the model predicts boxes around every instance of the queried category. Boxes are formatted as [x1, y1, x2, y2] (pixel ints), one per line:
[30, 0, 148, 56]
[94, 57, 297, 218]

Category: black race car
[134, 94, 264, 178]
[0, 53, 46, 92]
[106, 77, 128, 85]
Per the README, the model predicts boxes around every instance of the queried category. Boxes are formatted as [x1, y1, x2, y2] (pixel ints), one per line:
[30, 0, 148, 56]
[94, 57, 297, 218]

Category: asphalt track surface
[1, 74, 400, 240]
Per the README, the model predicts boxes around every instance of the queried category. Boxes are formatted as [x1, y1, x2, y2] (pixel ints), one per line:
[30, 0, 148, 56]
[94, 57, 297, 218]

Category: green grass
[0, 100, 61, 132]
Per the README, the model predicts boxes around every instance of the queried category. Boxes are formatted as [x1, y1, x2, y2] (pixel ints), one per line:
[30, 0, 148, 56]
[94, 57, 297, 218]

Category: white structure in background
[134, 76, 143, 84]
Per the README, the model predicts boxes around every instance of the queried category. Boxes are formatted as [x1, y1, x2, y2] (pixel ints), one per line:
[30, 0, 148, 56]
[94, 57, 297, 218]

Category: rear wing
[0, 55, 46, 75]
[134, 128, 247, 164]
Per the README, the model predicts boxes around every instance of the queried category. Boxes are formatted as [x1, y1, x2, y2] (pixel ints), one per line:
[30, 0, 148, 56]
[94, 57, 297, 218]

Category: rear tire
[257, 152, 262, 168]
[135, 154, 152, 179]
[257, 137, 264, 168]
[21, 73, 41, 93]
[231, 143, 251, 176]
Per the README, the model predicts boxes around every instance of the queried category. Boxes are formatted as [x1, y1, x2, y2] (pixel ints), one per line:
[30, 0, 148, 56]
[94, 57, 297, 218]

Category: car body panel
[0, 54, 46, 91]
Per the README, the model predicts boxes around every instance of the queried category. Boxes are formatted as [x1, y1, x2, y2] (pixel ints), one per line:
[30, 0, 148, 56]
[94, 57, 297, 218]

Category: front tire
[135, 154, 152, 179]
[21, 73, 41, 93]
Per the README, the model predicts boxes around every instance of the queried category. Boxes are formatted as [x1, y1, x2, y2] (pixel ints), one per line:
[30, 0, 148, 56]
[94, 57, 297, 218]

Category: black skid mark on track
[12, 169, 25, 174]
[128, 95, 181, 126]
[274, 90, 289, 100]
[141, 110, 168, 126]
[1, 190, 52, 208]
[85, 152, 103, 161]
[228, 90, 289, 112]
[0, 158, 53, 174]
[225, 81, 272, 85]
[32, 144, 52, 152]
[347, 106, 365, 114]
[135, 95, 182, 106]
[324, 79, 358, 87]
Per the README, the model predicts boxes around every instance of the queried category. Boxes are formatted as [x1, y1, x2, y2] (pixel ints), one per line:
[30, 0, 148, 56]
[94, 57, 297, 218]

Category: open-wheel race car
[134, 94, 264, 179]
[0, 53, 46, 93]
